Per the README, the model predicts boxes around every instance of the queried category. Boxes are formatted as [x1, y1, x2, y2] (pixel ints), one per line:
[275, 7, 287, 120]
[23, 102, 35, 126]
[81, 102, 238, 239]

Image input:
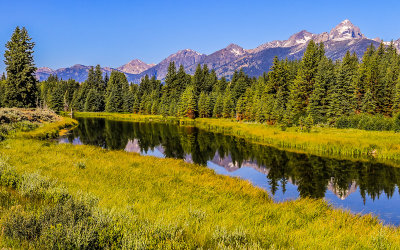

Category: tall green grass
[1, 111, 399, 247]
[15, 117, 77, 139]
[1, 138, 400, 248]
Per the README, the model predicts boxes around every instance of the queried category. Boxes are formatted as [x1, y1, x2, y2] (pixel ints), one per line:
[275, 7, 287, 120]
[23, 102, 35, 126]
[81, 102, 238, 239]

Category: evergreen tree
[198, 92, 210, 118]
[84, 89, 103, 112]
[393, 81, 400, 115]
[286, 40, 322, 123]
[193, 64, 204, 96]
[222, 89, 235, 118]
[0, 80, 5, 107]
[105, 71, 129, 112]
[213, 93, 224, 118]
[236, 95, 245, 120]
[307, 57, 335, 123]
[4, 26, 38, 107]
[361, 88, 376, 114]
[231, 69, 251, 102]
[179, 86, 197, 118]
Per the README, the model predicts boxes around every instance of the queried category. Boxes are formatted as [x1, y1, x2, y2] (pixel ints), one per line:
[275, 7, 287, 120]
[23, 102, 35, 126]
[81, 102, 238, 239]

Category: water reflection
[60, 118, 400, 224]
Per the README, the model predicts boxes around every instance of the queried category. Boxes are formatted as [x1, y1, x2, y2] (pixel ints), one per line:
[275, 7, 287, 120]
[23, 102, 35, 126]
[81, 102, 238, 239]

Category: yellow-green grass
[15, 116, 78, 139]
[74, 112, 400, 165]
[1, 137, 400, 248]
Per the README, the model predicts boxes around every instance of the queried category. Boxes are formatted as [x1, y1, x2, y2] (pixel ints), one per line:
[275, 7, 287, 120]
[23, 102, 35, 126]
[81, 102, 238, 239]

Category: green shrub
[0, 160, 20, 188]
[394, 113, 400, 132]
[336, 114, 394, 131]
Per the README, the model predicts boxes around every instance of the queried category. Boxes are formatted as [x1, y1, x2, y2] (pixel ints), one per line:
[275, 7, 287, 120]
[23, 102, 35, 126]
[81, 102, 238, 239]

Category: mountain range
[36, 19, 400, 83]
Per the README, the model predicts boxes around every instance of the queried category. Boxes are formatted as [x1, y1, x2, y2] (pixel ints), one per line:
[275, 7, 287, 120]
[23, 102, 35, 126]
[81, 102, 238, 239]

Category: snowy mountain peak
[117, 59, 154, 74]
[329, 19, 365, 41]
[285, 30, 314, 46]
[225, 44, 246, 56]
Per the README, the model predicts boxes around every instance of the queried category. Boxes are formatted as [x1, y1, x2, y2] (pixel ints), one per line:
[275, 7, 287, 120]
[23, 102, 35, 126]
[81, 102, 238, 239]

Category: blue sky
[0, 0, 399, 73]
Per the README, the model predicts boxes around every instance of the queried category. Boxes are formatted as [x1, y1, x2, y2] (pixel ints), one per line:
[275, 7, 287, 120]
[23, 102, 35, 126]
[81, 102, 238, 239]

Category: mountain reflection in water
[59, 117, 400, 225]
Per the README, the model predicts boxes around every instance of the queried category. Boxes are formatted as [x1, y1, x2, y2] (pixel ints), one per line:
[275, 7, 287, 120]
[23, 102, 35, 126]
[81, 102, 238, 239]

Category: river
[59, 117, 400, 225]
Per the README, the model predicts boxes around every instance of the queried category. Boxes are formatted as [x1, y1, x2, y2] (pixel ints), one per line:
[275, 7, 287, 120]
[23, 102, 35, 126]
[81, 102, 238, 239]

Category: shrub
[394, 113, 400, 132]
[336, 114, 394, 132]
[0, 160, 20, 188]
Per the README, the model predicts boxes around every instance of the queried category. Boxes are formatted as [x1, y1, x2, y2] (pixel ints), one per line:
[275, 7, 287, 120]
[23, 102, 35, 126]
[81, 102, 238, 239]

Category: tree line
[2, 27, 400, 129]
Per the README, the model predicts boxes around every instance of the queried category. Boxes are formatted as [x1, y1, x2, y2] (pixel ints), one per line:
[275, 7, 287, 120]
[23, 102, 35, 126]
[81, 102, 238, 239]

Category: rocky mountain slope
[36, 19, 400, 83]
[117, 59, 154, 74]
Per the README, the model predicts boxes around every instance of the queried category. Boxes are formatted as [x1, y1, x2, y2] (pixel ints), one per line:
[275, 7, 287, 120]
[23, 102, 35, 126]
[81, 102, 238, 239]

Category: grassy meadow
[2, 137, 400, 248]
[1, 110, 400, 248]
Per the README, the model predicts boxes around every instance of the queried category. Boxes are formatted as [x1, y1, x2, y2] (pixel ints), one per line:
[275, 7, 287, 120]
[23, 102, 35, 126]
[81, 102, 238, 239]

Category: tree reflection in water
[64, 117, 400, 203]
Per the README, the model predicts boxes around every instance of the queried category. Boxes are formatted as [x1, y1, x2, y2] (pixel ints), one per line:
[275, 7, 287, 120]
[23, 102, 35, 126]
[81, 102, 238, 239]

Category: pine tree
[84, 89, 103, 112]
[123, 86, 134, 112]
[4, 27, 38, 108]
[361, 88, 376, 114]
[222, 89, 234, 118]
[393, 81, 400, 115]
[193, 64, 204, 96]
[213, 93, 224, 118]
[307, 57, 335, 123]
[198, 92, 210, 118]
[231, 69, 251, 102]
[286, 40, 322, 122]
[179, 86, 197, 118]
[105, 71, 128, 112]
[0, 79, 5, 107]
[236, 95, 245, 120]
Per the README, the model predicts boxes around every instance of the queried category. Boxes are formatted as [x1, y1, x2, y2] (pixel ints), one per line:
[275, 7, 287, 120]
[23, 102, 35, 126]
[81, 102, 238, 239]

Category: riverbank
[1, 110, 400, 248]
[74, 112, 400, 165]
[1, 138, 400, 248]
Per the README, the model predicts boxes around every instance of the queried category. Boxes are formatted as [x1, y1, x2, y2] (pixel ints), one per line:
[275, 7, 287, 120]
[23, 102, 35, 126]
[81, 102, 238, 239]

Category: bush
[0, 160, 20, 188]
[0, 160, 123, 249]
[393, 113, 400, 132]
[2, 198, 124, 249]
[335, 114, 394, 131]
[0, 108, 59, 125]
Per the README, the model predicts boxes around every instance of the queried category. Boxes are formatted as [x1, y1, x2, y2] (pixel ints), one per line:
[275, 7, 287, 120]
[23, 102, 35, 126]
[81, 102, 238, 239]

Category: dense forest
[2, 27, 400, 130]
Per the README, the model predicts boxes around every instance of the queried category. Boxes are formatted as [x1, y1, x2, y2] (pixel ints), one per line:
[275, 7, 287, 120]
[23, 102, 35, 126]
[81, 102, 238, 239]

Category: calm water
[59, 117, 400, 225]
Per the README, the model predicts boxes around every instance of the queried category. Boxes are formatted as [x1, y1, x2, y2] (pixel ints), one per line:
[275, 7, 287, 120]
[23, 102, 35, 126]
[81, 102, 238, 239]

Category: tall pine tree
[4, 27, 38, 108]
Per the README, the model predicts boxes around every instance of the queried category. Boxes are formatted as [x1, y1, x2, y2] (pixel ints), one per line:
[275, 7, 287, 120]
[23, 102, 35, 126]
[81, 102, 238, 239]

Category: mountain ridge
[35, 19, 400, 83]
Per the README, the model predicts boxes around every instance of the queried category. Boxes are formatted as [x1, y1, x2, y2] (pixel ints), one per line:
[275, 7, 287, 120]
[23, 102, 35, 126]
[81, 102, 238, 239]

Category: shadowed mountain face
[36, 19, 399, 83]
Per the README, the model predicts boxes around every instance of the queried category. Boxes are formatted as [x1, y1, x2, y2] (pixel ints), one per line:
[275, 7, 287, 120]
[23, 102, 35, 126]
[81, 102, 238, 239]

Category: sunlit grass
[1, 138, 400, 248]
[15, 117, 78, 139]
[1, 112, 400, 247]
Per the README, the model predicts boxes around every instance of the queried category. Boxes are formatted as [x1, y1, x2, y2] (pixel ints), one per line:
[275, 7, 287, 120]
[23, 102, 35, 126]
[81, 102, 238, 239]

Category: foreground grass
[75, 112, 400, 164]
[15, 116, 77, 139]
[1, 111, 400, 248]
[2, 138, 400, 248]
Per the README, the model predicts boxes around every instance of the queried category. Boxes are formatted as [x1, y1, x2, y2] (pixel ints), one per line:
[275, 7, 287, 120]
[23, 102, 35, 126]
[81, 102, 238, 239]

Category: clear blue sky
[0, 0, 399, 73]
